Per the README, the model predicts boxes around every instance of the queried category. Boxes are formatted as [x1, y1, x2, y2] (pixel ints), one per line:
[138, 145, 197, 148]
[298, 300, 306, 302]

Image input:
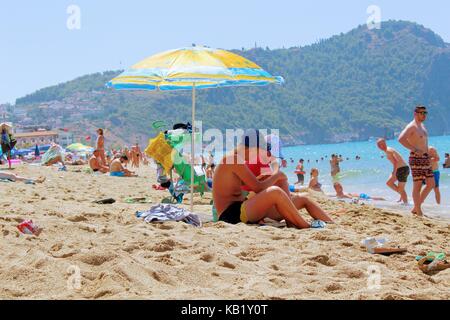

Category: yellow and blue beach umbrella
[107, 46, 284, 211]
[66, 143, 93, 153]
[107, 46, 283, 90]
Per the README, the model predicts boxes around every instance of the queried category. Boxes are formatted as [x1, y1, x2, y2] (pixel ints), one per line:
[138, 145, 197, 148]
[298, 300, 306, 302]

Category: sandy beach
[0, 163, 449, 300]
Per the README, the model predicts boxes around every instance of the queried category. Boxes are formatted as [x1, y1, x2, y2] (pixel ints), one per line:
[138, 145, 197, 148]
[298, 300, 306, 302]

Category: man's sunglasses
[416, 111, 428, 115]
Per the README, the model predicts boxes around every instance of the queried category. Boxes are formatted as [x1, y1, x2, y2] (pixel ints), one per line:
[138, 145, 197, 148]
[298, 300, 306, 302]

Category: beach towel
[41, 144, 64, 165]
[136, 204, 202, 227]
[110, 171, 125, 177]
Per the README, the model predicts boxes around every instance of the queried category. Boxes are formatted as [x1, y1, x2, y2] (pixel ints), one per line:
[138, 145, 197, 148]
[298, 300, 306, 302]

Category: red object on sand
[17, 220, 39, 235]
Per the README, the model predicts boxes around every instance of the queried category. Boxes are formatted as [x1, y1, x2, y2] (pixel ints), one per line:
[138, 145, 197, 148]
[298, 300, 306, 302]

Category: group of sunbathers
[89, 150, 137, 177]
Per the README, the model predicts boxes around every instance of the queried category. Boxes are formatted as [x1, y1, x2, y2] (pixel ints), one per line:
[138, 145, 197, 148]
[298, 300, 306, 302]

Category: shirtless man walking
[398, 105, 435, 216]
[376, 138, 410, 204]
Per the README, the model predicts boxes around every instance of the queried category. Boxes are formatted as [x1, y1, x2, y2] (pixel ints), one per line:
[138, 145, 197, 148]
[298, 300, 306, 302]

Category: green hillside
[15, 20, 450, 145]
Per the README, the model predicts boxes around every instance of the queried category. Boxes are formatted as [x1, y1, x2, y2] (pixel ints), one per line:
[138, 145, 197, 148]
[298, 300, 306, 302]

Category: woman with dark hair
[1, 123, 16, 169]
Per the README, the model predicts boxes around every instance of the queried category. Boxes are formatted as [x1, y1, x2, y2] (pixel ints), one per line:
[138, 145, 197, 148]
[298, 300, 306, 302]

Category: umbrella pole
[190, 83, 196, 213]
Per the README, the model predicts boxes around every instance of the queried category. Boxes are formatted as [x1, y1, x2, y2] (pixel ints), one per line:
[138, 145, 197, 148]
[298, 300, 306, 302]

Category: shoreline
[281, 134, 450, 148]
[1, 164, 449, 300]
[323, 194, 450, 224]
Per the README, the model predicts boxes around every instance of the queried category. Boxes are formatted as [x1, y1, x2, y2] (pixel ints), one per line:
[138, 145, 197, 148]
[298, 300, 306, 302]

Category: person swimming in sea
[308, 168, 323, 192]
[294, 159, 305, 185]
[330, 154, 342, 178]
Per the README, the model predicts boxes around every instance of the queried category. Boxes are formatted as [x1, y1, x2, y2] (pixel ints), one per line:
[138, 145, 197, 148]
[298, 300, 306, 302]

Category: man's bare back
[89, 156, 100, 170]
[110, 159, 124, 172]
[213, 154, 249, 214]
[385, 147, 407, 169]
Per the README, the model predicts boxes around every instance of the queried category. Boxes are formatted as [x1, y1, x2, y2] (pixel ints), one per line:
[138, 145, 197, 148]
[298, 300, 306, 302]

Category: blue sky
[1, 0, 449, 104]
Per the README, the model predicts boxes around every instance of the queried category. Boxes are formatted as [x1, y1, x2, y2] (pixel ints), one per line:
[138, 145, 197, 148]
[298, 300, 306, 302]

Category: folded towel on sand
[136, 204, 202, 227]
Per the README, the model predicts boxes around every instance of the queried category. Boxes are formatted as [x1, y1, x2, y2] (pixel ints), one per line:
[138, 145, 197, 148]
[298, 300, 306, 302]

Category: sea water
[281, 135, 450, 220]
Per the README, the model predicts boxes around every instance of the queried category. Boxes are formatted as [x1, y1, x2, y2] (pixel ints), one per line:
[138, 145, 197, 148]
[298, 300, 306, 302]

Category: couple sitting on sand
[212, 129, 334, 229]
[89, 150, 137, 177]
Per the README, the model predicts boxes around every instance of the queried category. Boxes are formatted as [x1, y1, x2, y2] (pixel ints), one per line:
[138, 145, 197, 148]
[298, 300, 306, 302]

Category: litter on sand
[362, 237, 407, 255]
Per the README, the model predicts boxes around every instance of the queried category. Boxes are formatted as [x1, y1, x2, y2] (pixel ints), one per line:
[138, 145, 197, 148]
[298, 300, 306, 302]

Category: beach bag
[144, 132, 174, 174]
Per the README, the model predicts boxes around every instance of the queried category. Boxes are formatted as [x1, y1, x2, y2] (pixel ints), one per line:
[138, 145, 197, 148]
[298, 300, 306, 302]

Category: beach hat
[0, 122, 12, 133]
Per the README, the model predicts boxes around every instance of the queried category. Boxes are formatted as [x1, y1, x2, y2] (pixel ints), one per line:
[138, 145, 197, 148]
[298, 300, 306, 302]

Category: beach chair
[145, 129, 208, 204]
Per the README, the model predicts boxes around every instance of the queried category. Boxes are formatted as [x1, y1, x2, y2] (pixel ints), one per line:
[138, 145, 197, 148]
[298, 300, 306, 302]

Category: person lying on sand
[110, 154, 137, 177]
[89, 150, 109, 173]
[212, 129, 333, 229]
[333, 182, 386, 201]
[65, 154, 86, 166]
[0, 171, 45, 184]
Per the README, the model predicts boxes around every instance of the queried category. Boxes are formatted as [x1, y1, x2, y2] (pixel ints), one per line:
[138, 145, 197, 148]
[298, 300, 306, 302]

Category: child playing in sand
[429, 146, 441, 204]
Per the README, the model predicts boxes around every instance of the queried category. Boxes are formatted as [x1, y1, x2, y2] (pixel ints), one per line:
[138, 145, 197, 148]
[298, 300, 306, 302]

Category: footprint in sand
[200, 253, 215, 263]
[270, 264, 279, 271]
[325, 283, 343, 292]
[152, 223, 175, 230]
[269, 278, 287, 287]
[76, 252, 117, 266]
[218, 261, 236, 269]
[341, 269, 364, 279]
[147, 270, 174, 285]
[78, 224, 97, 233]
[310, 255, 337, 267]
[341, 242, 353, 247]
[154, 254, 176, 266]
[67, 215, 88, 222]
[151, 239, 181, 252]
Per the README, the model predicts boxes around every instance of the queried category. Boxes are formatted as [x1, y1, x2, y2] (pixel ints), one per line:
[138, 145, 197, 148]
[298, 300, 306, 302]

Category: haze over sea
[282, 135, 450, 220]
